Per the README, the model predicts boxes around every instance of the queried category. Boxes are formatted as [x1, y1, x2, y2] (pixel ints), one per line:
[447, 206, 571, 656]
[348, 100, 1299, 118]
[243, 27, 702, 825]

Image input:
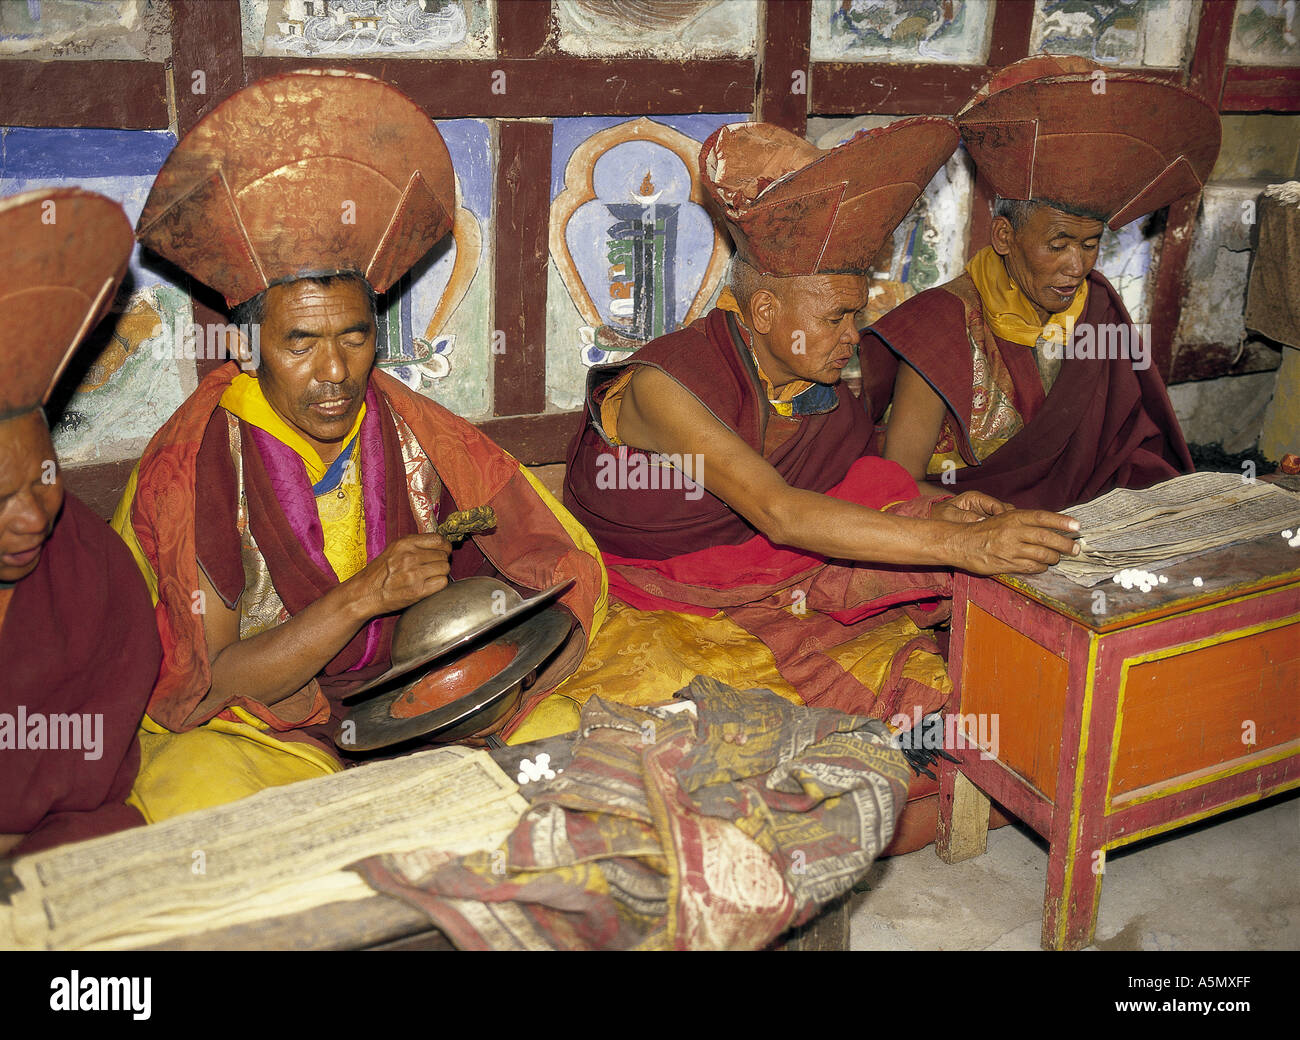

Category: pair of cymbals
[339, 577, 574, 751]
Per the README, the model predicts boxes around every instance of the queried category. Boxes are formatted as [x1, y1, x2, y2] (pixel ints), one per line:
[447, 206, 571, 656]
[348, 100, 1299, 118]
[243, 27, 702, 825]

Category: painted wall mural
[547, 115, 738, 411]
[0, 0, 169, 60]
[240, 0, 493, 57]
[1174, 184, 1258, 348]
[1229, 0, 1300, 65]
[0, 127, 191, 467]
[1095, 218, 1156, 326]
[1028, 0, 1196, 68]
[374, 118, 493, 418]
[811, 0, 992, 64]
[554, 0, 758, 58]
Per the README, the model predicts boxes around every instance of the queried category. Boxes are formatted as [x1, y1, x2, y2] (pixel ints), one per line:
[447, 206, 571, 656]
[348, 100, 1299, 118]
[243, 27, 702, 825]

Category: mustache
[305, 382, 362, 405]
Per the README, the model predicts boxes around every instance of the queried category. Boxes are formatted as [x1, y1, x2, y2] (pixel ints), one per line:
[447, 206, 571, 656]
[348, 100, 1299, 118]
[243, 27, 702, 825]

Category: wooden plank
[1169, 339, 1283, 383]
[1221, 66, 1300, 112]
[244, 57, 756, 117]
[1187, 0, 1236, 107]
[1041, 623, 1104, 950]
[1148, 195, 1202, 382]
[0, 61, 167, 129]
[493, 120, 553, 418]
[811, 61, 988, 115]
[1145, 1, 1233, 380]
[986, 0, 1034, 67]
[171, 0, 245, 136]
[759, 0, 812, 136]
[475, 411, 584, 466]
[935, 767, 991, 863]
[497, 0, 555, 58]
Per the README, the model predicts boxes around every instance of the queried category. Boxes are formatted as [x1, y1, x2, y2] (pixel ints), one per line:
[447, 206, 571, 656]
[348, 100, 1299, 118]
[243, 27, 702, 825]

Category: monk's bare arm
[882, 361, 948, 487]
[618, 366, 1078, 575]
[195, 533, 452, 714]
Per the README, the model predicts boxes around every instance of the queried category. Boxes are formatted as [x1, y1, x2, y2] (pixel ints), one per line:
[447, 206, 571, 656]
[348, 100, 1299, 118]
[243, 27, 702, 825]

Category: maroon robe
[563, 307, 952, 720]
[861, 270, 1192, 511]
[1, 494, 160, 856]
[565, 308, 875, 559]
[194, 401, 515, 750]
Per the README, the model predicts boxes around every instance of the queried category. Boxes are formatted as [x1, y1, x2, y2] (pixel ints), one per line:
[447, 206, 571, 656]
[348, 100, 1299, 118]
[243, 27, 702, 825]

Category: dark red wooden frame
[1, 0, 1296, 516]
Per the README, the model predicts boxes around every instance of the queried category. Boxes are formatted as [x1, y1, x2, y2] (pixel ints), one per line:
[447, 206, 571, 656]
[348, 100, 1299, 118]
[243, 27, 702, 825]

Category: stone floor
[849, 788, 1300, 951]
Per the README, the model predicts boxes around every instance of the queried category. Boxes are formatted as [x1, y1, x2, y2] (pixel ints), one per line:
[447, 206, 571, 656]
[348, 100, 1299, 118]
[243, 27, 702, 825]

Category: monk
[115, 71, 605, 820]
[863, 56, 1218, 510]
[1, 189, 161, 857]
[553, 119, 1081, 730]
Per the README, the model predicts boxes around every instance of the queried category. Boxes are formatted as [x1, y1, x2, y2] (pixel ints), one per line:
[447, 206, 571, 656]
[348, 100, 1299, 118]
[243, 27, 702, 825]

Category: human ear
[990, 215, 1014, 257]
[749, 288, 778, 335]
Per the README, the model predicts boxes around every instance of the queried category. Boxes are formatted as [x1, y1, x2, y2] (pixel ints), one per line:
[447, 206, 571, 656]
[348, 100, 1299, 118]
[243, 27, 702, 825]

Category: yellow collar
[717, 286, 813, 416]
[966, 246, 1088, 349]
[220, 372, 367, 485]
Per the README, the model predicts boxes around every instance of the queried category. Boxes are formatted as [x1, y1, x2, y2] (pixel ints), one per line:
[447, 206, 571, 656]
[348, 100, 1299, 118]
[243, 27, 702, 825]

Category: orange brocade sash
[126, 362, 604, 735]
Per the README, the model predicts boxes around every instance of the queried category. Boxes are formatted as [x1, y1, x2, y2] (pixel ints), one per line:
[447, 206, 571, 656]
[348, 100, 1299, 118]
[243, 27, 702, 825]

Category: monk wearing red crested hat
[0, 189, 161, 857]
[116, 71, 605, 820]
[554, 119, 1081, 728]
[864, 56, 1215, 510]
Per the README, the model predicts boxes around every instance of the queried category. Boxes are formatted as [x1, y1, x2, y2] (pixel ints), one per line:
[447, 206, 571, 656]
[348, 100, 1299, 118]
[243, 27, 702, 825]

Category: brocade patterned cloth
[358, 676, 910, 950]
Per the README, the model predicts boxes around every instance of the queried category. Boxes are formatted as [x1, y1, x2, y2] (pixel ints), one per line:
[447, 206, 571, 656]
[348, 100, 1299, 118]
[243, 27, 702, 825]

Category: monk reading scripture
[1, 189, 161, 857]
[544, 119, 1081, 735]
[115, 71, 605, 820]
[863, 56, 1219, 510]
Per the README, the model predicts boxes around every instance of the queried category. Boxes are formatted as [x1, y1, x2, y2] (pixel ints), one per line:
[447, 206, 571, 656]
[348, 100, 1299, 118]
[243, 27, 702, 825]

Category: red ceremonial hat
[699, 117, 960, 277]
[1, 188, 133, 417]
[137, 69, 455, 307]
[957, 54, 1222, 229]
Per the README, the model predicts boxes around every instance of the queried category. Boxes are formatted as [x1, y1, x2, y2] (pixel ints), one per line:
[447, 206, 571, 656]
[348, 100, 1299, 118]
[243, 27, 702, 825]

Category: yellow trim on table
[1055, 634, 1100, 951]
[1104, 612, 1300, 814]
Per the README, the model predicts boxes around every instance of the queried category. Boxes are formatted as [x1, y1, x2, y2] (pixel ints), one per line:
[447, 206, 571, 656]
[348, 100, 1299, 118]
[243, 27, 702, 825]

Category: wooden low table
[937, 533, 1300, 950]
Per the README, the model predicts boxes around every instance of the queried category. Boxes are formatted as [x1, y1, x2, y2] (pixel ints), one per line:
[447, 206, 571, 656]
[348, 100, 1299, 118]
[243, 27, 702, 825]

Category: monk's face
[255, 279, 376, 463]
[992, 205, 1104, 322]
[0, 410, 64, 584]
[750, 273, 868, 388]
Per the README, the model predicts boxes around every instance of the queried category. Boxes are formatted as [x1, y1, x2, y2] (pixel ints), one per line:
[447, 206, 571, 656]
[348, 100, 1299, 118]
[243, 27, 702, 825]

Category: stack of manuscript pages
[1052, 472, 1300, 587]
[0, 746, 526, 950]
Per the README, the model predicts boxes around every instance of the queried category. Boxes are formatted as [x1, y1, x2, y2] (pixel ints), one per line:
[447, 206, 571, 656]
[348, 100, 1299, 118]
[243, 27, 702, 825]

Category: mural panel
[241, 0, 493, 57]
[0, 0, 169, 60]
[546, 115, 738, 412]
[810, 0, 992, 64]
[376, 118, 493, 419]
[0, 127, 192, 467]
[1229, 0, 1300, 65]
[554, 0, 758, 58]
[1028, 0, 1196, 68]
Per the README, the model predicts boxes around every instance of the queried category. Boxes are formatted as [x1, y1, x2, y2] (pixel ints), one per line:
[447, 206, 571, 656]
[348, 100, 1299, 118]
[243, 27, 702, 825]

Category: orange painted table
[938, 535, 1300, 950]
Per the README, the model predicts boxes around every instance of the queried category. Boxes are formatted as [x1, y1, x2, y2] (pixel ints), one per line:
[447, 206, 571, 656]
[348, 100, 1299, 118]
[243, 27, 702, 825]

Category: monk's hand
[350, 532, 453, 617]
[932, 491, 1012, 523]
[948, 508, 1080, 576]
